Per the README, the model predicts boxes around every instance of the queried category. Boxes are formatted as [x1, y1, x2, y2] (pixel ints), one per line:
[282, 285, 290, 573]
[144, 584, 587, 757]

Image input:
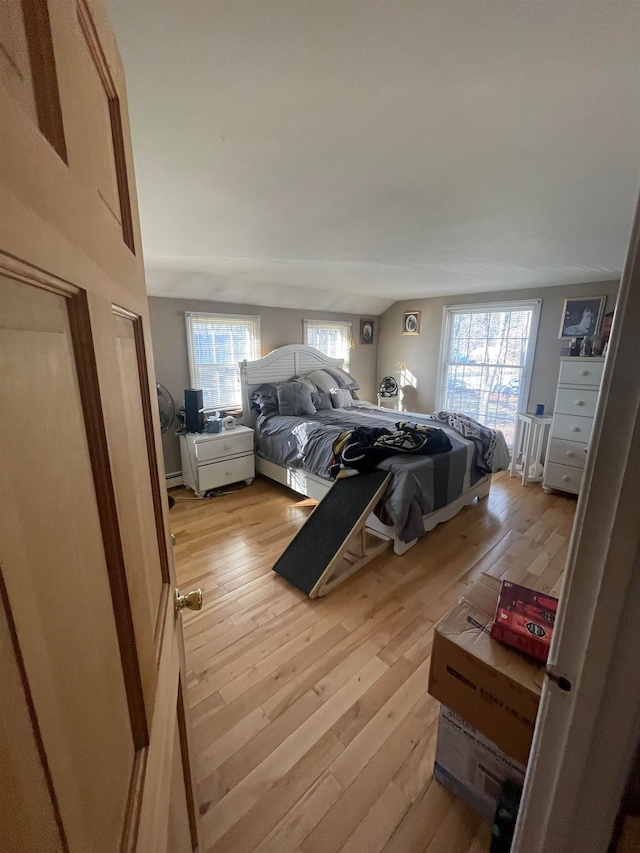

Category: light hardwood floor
[171, 471, 576, 853]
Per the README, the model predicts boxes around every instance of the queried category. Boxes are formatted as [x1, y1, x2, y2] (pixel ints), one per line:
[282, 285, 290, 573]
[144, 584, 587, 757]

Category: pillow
[291, 374, 318, 392]
[331, 388, 355, 409]
[343, 370, 360, 391]
[250, 383, 279, 416]
[277, 381, 316, 416]
[307, 369, 340, 394]
[307, 367, 360, 392]
[311, 391, 332, 411]
[327, 367, 360, 391]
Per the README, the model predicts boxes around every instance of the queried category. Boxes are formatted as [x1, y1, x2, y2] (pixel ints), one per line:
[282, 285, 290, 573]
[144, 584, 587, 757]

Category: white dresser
[180, 426, 255, 497]
[543, 357, 604, 496]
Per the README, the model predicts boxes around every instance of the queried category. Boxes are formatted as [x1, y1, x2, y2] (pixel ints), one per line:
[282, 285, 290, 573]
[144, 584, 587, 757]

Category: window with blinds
[185, 313, 260, 409]
[303, 320, 352, 369]
[436, 300, 540, 446]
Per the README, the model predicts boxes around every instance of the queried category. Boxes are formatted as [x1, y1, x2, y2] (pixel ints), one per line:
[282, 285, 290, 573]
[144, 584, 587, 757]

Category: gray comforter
[254, 402, 492, 543]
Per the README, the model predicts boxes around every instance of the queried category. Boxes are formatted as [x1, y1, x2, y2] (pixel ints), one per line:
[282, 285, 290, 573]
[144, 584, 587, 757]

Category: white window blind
[303, 320, 352, 369]
[436, 300, 540, 446]
[185, 313, 260, 410]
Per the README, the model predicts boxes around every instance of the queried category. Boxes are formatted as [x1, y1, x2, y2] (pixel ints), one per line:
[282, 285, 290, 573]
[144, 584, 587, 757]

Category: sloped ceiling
[107, 0, 640, 315]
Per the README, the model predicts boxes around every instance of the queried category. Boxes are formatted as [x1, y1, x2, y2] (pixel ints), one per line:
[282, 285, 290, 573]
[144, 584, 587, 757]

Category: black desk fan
[157, 383, 176, 508]
[157, 383, 176, 433]
[379, 376, 398, 398]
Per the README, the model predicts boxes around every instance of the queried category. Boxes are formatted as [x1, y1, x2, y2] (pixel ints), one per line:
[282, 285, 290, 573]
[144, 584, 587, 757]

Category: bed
[240, 345, 509, 555]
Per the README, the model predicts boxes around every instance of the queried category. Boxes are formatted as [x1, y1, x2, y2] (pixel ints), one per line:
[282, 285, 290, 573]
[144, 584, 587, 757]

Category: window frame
[185, 312, 261, 411]
[435, 299, 541, 424]
[303, 319, 352, 369]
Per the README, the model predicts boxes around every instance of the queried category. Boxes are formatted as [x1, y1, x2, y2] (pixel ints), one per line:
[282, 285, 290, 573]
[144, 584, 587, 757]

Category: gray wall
[148, 296, 380, 474]
[377, 280, 619, 416]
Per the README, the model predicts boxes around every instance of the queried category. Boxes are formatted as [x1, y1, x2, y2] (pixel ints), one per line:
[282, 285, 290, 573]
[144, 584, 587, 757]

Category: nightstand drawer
[544, 461, 583, 494]
[559, 360, 604, 387]
[555, 388, 599, 418]
[198, 453, 255, 491]
[551, 413, 594, 444]
[377, 396, 400, 410]
[194, 430, 254, 463]
[547, 438, 587, 469]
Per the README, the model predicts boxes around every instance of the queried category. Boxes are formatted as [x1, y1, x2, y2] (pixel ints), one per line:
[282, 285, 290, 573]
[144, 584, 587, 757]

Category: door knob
[174, 587, 203, 613]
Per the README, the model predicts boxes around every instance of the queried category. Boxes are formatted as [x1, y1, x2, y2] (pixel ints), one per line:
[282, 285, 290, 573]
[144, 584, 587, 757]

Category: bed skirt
[255, 456, 491, 555]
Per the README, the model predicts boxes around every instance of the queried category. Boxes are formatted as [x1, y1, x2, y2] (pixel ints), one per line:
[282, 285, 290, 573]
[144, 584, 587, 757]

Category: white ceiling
[107, 0, 640, 315]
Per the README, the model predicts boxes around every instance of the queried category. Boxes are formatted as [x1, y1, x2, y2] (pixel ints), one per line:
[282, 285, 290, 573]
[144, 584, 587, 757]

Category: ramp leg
[309, 474, 393, 597]
[314, 529, 390, 597]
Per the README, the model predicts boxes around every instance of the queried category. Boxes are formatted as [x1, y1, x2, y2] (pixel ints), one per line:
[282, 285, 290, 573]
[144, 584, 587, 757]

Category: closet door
[0, 1, 198, 850]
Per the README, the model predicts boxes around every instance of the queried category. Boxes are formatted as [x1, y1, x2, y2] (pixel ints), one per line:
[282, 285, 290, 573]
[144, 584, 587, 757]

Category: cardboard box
[434, 705, 526, 823]
[428, 574, 544, 765]
[491, 581, 558, 663]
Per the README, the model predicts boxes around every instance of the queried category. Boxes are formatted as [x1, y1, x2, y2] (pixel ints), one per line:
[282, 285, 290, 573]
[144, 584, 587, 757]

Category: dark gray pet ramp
[272, 470, 392, 597]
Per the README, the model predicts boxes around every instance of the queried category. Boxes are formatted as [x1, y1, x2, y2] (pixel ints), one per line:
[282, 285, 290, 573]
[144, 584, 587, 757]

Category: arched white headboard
[239, 344, 345, 425]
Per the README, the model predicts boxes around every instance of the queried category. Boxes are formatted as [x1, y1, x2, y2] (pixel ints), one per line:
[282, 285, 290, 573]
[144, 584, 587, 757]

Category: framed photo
[559, 297, 605, 339]
[360, 319, 374, 345]
[403, 310, 421, 336]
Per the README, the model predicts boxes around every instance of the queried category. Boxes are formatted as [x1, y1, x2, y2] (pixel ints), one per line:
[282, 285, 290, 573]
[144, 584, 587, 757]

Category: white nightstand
[180, 426, 255, 497]
[509, 413, 553, 485]
[377, 395, 400, 410]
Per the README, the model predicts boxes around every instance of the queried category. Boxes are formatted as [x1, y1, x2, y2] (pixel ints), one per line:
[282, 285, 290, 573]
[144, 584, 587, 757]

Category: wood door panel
[0, 0, 37, 120]
[0, 577, 64, 853]
[74, 0, 121, 225]
[111, 310, 166, 713]
[1, 6, 139, 292]
[0, 0, 66, 160]
[168, 713, 194, 853]
[73, 0, 136, 251]
[0, 276, 134, 852]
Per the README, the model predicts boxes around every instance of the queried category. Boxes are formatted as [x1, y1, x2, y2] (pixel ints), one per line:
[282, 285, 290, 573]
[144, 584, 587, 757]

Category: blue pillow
[331, 389, 355, 409]
[277, 381, 317, 416]
[250, 383, 278, 416]
[311, 391, 332, 411]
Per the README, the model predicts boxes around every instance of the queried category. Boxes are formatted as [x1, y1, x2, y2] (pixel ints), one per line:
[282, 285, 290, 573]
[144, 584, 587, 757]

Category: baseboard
[166, 471, 183, 488]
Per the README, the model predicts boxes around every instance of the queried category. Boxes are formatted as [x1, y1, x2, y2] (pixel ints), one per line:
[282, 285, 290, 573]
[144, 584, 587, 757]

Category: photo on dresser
[559, 296, 605, 339]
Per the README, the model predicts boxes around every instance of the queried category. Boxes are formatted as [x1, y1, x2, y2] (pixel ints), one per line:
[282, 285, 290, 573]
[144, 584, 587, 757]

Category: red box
[491, 581, 558, 663]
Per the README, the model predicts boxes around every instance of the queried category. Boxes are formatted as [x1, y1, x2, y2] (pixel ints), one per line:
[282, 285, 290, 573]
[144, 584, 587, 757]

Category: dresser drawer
[544, 461, 583, 494]
[194, 430, 254, 463]
[547, 438, 587, 469]
[555, 388, 599, 418]
[559, 359, 604, 387]
[551, 413, 594, 444]
[198, 453, 255, 491]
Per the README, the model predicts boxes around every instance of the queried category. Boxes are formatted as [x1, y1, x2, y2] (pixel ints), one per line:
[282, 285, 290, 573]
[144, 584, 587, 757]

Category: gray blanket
[254, 403, 485, 543]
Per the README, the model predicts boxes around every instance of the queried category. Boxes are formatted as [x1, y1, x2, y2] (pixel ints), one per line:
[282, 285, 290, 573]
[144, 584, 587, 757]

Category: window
[185, 313, 260, 409]
[436, 300, 541, 446]
[303, 320, 352, 369]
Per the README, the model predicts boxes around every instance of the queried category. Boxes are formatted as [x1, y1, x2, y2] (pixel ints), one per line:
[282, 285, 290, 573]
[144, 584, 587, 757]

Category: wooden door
[0, 1, 199, 850]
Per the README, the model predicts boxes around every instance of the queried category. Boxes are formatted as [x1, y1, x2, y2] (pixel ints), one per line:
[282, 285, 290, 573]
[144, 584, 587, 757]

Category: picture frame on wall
[559, 296, 605, 339]
[403, 310, 421, 335]
[360, 319, 374, 345]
